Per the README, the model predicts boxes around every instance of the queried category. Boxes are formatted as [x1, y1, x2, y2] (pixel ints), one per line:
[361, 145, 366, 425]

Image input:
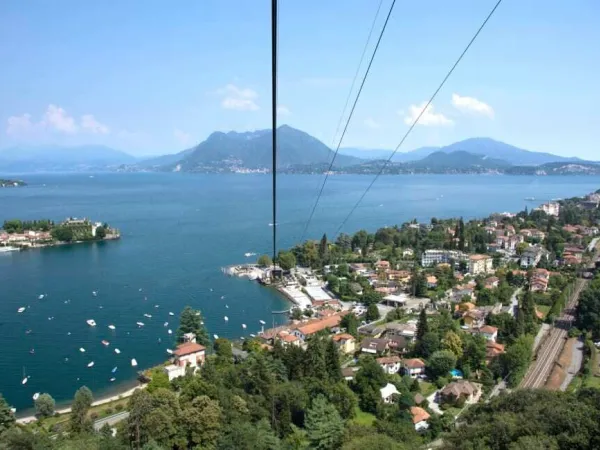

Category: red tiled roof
[332, 333, 354, 342]
[479, 325, 498, 334]
[376, 356, 401, 365]
[410, 406, 430, 424]
[296, 315, 342, 336]
[403, 358, 426, 369]
[173, 342, 206, 357]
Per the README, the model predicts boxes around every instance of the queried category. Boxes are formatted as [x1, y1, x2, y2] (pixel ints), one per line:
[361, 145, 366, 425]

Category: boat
[525, 197, 535, 201]
[224, 316, 229, 321]
[79, 347, 86, 352]
[92, 291, 97, 296]
[220, 296, 225, 300]
[17, 307, 26, 313]
[250, 333, 256, 338]
[163, 322, 168, 327]
[87, 361, 94, 368]
[110, 377, 116, 382]
[225, 304, 229, 308]
[86, 319, 97, 327]
[213, 334, 219, 339]
[167, 329, 172, 334]
[143, 313, 152, 318]
[108, 325, 116, 330]
[154, 304, 159, 308]
[244, 252, 257, 257]
[101, 340, 110, 346]
[30, 349, 35, 354]
[25, 329, 32, 334]
[10, 408, 16, 414]
[114, 348, 121, 354]
[259, 320, 266, 325]
[166, 349, 173, 354]
[131, 359, 137, 367]
[136, 322, 145, 327]
[112, 366, 118, 373]
[138, 288, 142, 292]
[0, 246, 20, 253]
[242, 324, 247, 329]
[38, 294, 44, 300]
[169, 312, 174, 316]
[22, 377, 28, 385]
[32, 393, 40, 401]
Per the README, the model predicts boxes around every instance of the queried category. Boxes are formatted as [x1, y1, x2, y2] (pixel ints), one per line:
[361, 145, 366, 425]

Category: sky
[0, 0, 599, 158]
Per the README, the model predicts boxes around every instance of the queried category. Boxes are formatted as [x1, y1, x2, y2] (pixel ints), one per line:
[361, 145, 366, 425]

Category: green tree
[461, 334, 487, 371]
[319, 233, 328, 262]
[428, 350, 457, 379]
[0, 393, 15, 434]
[501, 334, 533, 387]
[69, 386, 94, 434]
[290, 307, 303, 321]
[328, 382, 357, 420]
[51, 225, 74, 242]
[414, 331, 440, 358]
[340, 313, 359, 337]
[305, 337, 328, 380]
[416, 308, 428, 341]
[305, 395, 345, 450]
[34, 393, 55, 418]
[146, 369, 170, 394]
[175, 306, 210, 346]
[277, 251, 297, 271]
[366, 303, 380, 322]
[441, 331, 463, 359]
[95, 226, 107, 239]
[181, 395, 223, 448]
[127, 389, 154, 448]
[325, 339, 342, 382]
[214, 338, 233, 359]
[257, 254, 273, 267]
[218, 419, 281, 450]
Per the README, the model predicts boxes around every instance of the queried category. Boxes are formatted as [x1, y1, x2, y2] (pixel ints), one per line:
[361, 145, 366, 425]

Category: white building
[421, 249, 466, 267]
[536, 202, 560, 217]
[376, 356, 402, 375]
[163, 341, 206, 381]
[468, 254, 493, 275]
[520, 245, 547, 268]
[380, 383, 400, 404]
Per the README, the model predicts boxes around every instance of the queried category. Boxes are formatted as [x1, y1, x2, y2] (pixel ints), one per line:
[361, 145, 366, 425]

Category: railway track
[520, 279, 587, 389]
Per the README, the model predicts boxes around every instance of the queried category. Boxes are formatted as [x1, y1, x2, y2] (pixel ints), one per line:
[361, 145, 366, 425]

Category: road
[94, 411, 130, 431]
[520, 279, 587, 389]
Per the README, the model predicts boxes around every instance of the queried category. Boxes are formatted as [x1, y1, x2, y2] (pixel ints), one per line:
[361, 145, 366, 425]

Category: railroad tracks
[520, 279, 587, 389]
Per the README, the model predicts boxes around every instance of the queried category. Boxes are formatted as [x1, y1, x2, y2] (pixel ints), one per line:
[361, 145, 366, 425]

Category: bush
[104, 407, 113, 415]
[90, 412, 99, 421]
[435, 377, 449, 389]
[115, 404, 124, 412]
[455, 396, 466, 408]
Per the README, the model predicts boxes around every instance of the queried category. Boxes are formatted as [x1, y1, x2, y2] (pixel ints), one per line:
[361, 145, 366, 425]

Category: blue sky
[1, 0, 598, 158]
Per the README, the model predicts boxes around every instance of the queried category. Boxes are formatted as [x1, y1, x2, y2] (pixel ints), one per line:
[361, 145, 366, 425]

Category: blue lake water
[1, 173, 599, 412]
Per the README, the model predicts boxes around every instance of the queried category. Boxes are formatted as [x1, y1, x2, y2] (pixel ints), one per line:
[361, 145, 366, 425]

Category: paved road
[520, 279, 587, 389]
[94, 411, 129, 431]
[560, 338, 585, 391]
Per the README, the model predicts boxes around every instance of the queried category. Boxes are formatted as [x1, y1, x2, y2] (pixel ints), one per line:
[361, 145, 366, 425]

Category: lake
[1, 173, 599, 412]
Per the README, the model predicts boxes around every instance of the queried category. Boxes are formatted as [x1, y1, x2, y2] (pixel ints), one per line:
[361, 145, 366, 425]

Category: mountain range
[0, 127, 596, 174]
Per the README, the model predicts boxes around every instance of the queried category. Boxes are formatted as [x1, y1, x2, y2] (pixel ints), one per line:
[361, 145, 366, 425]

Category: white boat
[250, 333, 256, 338]
[259, 320, 266, 325]
[242, 324, 247, 329]
[22, 377, 28, 385]
[17, 307, 26, 313]
[138, 288, 142, 292]
[92, 291, 97, 296]
[10, 408, 16, 414]
[33, 393, 40, 401]
[87, 361, 94, 368]
[136, 322, 145, 327]
[244, 252, 257, 257]
[166, 349, 173, 354]
[112, 367, 118, 373]
[38, 294, 44, 300]
[224, 316, 229, 321]
[108, 325, 116, 330]
[86, 319, 97, 327]
[169, 312, 174, 316]
[131, 358, 137, 367]
[79, 347, 86, 353]
[213, 334, 219, 339]
[110, 377, 116, 382]
[163, 322, 168, 327]
[225, 304, 229, 309]
[154, 304, 159, 308]
[167, 329, 172, 335]
[143, 314, 152, 318]
[114, 348, 121, 354]
[101, 340, 110, 346]
[0, 246, 20, 253]
[220, 296, 225, 300]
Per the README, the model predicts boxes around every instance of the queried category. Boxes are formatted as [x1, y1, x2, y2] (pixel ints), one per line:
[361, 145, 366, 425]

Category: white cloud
[402, 102, 453, 127]
[364, 117, 381, 129]
[42, 104, 78, 133]
[277, 105, 291, 116]
[81, 114, 109, 134]
[451, 93, 494, 118]
[6, 114, 36, 135]
[217, 84, 259, 111]
[174, 129, 192, 146]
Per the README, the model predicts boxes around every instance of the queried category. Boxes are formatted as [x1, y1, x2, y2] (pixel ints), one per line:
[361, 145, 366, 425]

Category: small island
[0, 217, 120, 250]
[0, 178, 26, 187]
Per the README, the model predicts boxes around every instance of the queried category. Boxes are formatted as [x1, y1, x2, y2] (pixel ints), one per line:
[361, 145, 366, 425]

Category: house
[401, 358, 426, 378]
[386, 322, 417, 341]
[342, 367, 359, 381]
[468, 254, 493, 275]
[377, 356, 402, 374]
[530, 268, 550, 292]
[485, 341, 505, 364]
[462, 309, 487, 329]
[426, 275, 438, 288]
[361, 338, 389, 355]
[484, 277, 500, 289]
[402, 248, 414, 258]
[451, 285, 475, 303]
[474, 325, 498, 342]
[410, 406, 430, 431]
[376, 260, 391, 271]
[276, 331, 302, 347]
[440, 380, 482, 404]
[164, 341, 207, 380]
[380, 383, 400, 404]
[421, 249, 466, 267]
[359, 323, 386, 338]
[520, 245, 548, 268]
[292, 314, 343, 341]
[536, 202, 560, 217]
[332, 333, 356, 354]
[387, 335, 410, 354]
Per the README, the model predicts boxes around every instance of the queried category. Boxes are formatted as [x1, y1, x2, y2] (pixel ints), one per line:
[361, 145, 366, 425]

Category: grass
[536, 304, 551, 318]
[418, 381, 437, 397]
[351, 406, 376, 426]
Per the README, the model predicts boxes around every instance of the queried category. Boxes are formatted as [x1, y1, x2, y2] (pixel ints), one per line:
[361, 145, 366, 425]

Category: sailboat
[163, 322, 168, 327]
[32, 393, 40, 401]
[112, 367, 118, 373]
[167, 329, 172, 334]
[131, 359, 138, 367]
[21, 368, 28, 385]
[87, 361, 94, 368]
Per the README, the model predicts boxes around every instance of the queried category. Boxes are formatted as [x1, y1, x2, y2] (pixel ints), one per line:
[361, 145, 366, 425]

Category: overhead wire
[299, 0, 396, 243]
[332, 0, 504, 239]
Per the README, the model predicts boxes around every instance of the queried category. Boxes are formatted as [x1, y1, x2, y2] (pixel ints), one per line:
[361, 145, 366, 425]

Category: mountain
[407, 151, 511, 171]
[135, 148, 195, 168]
[0, 145, 136, 172]
[339, 146, 440, 162]
[435, 138, 584, 166]
[392, 146, 440, 162]
[176, 125, 361, 172]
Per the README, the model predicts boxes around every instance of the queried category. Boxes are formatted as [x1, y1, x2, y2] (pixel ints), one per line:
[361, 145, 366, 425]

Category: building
[530, 268, 550, 292]
[485, 341, 505, 364]
[292, 314, 343, 341]
[421, 249, 466, 267]
[276, 331, 302, 347]
[536, 202, 560, 217]
[332, 333, 356, 354]
[468, 254, 493, 275]
[474, 325, 498, 342]
[401, 358, 426, 378]
[426, 275, 438, 288]
[377, 356, 402, 374]
[387, 335, 410, 354]
[410, 406, 430, 432]
[163, 341, 206, 381]
[520, 245, 548, 268]
[462, 309, 487, 329]
[380, 383, 400, 404]
[360, 338, 389, 355]
[440, 380, 482, 404]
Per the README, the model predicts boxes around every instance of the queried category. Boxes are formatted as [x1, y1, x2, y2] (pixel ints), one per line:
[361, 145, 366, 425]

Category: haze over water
[1, 173, 599, 412]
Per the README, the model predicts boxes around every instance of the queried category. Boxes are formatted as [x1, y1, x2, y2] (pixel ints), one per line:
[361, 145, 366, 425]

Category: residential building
[468, 254, 493, 275]
[440, 380, 482, 404]
[421, 249, 466, 267]
[485, 342, 505, 364]
[520, 245, 548, 268]
[410, 406, 430, 432]
[536, 202, 560, 217]
[451, 285, 476, 303]
[530, 268, 550, 292]
[342, 367, 359, 381]
[474, 325, 498, 342]
[292, 314, 343, 341]
[380, 383, 400, 404]
[332, 333, 356, 354]
[484, 276, 500, 289]
[462, 310, 487, 329]
[164, 341, 206, 381]
[426, 275, 438, 288]
[377, 356, 402, 374]
[276, 331, 302, 347]
[360, 338, 389, 355]
[387, 335, 410, 354]
[401, 358, 426, 378]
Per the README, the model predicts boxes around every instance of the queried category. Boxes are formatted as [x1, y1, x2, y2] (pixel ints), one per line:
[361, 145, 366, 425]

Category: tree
[214, 338, 233, 359]
[34, 393, 55, 418]
[181, 395, 223, 448]
[0, 394, 15, 434]
[257, 254, 273, 267]
[414, 331, 440, 358]
[361, 289, 383, 306]
[218, 419, 281, 450]
[461, 334, 487, 372]
[325, 339, 342, 382]
[319, 234, 328, 262]
[290, 307, 303, 321]
[441, 331, 463, 359]
[501, 335, 533, 387]
[69, 386, 94, 433]
[51, 225, 73, 242]
[428, 350, 457, 379]
[147, 369, 170, 394]
[127, 389, 155, 448]
[305, 337, 328, 380]
[341, 313, 359, 337]
[175, 306, 210, 346]
[277, 251, 296, 271]
[335, 233, 352, 253]
[95, 226, 107, 239]
[305, 396, 345, 450]
[328, 382, 357, 420]
[416, 309, 429, 341]
[366, 303, 380, 322]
